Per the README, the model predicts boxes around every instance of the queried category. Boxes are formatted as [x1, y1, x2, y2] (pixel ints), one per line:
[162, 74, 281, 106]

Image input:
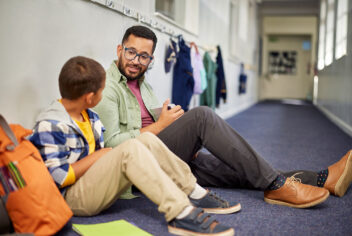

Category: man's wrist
[155, 120, 167, 133]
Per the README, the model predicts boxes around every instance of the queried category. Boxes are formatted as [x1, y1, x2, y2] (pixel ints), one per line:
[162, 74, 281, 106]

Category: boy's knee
[139, 131, 156, 139]
[118, 138, 140, 150]
[72, 207, 100, 217]
[110, 139, 143, 162]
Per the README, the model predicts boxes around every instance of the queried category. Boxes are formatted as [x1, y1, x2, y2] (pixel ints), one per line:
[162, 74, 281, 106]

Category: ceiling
[258, 0, 320, 16]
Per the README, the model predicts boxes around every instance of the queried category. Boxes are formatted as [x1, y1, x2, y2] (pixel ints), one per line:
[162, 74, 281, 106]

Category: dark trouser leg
[157, 106, 279, 190]
[191, 152, 320, 188]
[190, 151, 254, 188]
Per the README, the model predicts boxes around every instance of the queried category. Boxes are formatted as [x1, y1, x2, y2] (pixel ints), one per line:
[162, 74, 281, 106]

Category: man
[94, 25, 352, 208]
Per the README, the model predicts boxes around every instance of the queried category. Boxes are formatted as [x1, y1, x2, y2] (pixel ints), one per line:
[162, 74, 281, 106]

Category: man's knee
[189, 106, 216, 120]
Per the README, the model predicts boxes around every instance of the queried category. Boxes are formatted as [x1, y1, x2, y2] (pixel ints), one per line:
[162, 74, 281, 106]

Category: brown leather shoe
[324, 150, 352, 197]
[264, 176, 329, 208]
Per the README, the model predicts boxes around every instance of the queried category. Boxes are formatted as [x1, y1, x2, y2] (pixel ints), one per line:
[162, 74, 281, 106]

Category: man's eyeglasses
[123, 45, 153, 66]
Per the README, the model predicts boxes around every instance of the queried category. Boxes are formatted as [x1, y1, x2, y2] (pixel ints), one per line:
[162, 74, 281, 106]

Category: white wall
[0, 0, 259, 128]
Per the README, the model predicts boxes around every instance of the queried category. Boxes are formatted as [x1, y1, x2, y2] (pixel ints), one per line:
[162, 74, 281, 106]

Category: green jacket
[200, 52, 218, 110]
[94, 61, 160, 148]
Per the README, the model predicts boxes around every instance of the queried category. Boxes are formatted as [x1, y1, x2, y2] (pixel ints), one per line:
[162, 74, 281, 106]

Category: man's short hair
[122, 25, 158, 53]
[59, 56, 105, 100]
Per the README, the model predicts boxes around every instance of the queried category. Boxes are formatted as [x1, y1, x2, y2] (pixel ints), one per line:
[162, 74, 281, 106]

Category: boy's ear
[85, 92, 95, 106]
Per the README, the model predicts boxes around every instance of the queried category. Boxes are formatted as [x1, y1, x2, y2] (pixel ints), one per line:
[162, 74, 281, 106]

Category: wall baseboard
[316, 104, 352, 138]
[218, 101, 257, 120]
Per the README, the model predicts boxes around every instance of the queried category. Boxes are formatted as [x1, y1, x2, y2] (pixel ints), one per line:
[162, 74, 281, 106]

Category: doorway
[259, 35, 313, 100]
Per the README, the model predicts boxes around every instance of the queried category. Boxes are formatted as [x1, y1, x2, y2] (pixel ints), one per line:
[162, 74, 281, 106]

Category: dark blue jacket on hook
[215, 45, 227, 107]
[172, 36, 194, 111]
[164, 39, 177, 73]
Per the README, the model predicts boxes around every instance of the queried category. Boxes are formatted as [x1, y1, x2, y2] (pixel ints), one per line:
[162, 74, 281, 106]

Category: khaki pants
[64, 132, 196, 221]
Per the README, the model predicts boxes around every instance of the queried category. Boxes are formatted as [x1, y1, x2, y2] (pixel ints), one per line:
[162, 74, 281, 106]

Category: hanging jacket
[200, 52, 218, 110]
[172, 36, 194, 111]
[239, 63, 247, 94]
[164, 39, 177, 73]
[191, 49, 207, 94]
[215, 45, 227, 107]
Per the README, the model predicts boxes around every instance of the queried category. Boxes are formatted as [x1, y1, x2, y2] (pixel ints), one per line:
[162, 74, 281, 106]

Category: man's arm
[140, 98, 184, 135]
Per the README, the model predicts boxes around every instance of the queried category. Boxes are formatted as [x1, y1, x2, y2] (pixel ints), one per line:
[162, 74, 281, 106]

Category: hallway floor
[58, 100, 352, 236]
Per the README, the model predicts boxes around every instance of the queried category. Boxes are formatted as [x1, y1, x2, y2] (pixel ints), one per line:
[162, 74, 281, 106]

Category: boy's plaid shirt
[29, 108, 105, 193]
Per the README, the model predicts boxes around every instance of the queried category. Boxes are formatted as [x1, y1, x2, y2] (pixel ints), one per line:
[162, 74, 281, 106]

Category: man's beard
[118, 59, 146, 81]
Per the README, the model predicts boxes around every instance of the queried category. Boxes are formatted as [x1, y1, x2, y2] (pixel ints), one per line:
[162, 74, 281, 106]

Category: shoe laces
[287, 172, 303, 185]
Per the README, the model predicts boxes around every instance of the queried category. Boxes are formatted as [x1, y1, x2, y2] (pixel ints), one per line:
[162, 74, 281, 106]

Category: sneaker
[324, 150, 352, 197]
[168, 207, 234, 236]
[264, 176, 330, 208]
[190, 190, 241, 214]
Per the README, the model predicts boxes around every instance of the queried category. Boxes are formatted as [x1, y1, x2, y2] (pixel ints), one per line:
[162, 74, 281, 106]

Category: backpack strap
[0, 115, 19, 147]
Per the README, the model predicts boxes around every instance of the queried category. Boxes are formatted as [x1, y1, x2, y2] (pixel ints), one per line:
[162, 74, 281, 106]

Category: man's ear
[85, 92, 95, 106]
[117, 45, 123, 58]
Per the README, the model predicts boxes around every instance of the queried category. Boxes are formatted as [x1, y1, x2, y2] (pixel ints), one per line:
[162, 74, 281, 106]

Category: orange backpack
[0, 115, 72, 235]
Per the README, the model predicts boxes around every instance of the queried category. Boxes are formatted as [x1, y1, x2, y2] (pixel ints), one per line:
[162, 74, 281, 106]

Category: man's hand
[140, 98, 184, 135]
[157, 99, 184, 129]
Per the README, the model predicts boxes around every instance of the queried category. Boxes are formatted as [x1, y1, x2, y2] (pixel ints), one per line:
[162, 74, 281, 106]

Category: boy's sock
[176, 205, 194, 219]
[267, 174, 287, 190]
[317, 169, 329, 187]
[189, 183, 207, 199]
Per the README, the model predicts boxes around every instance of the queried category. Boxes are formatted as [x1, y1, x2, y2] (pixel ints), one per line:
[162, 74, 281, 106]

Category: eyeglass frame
[122, 45, 154, 66]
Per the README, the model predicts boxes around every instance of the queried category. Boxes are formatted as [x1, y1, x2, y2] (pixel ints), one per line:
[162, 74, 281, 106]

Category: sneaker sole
[335, 151, 352, 197]
[263, 191, 330, 208]
[202, 203, 241, 214]
[168, 226, 235, 236]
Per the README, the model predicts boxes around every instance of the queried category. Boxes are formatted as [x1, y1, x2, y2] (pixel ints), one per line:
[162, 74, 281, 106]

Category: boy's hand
[157, 98, 184, 129]
[72, 147, 113, 180]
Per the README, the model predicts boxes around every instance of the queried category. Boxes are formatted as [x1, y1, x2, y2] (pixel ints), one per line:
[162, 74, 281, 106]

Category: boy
[29, 56, 239, 236]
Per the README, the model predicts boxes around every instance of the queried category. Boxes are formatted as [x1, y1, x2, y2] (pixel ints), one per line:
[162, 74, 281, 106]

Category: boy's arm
[71, 147, 112, 179]
[30, 121, 75, 188]
[30, 121, 110, 188]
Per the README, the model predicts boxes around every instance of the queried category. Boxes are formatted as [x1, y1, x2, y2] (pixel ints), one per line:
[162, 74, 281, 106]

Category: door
[259, 35, 313, 100]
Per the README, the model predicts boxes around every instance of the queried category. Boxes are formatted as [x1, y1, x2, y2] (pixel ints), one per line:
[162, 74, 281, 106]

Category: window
[318, 0, 326, 70]
[238, 0, 248, 42]
[229, 0, 252, 60]
[155, 0, 175, 20]
[324, 0, 335, 66]
[335, 0, 348, 59]
[229, 0, 239, 57]
[155, 0, 199, 34]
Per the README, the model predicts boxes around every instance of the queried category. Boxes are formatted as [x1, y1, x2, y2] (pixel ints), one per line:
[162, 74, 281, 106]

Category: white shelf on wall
[90, 0, 179, 37]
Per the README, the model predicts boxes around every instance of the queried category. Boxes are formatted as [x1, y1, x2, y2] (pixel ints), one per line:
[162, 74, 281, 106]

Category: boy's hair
[59, 56, 105, 100]
[122, 25, 158, 53]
